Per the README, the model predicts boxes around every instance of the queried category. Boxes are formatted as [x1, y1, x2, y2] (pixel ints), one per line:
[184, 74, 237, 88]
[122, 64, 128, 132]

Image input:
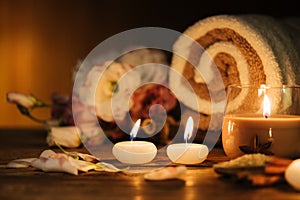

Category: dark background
[1, 0, 299, 128]
[2, 0, 299, 59]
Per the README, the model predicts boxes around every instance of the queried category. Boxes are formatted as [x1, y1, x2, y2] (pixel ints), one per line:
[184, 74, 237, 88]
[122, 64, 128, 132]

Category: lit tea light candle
[112, 119, 157, 165]
[166, 116, 209, 164]
[222, 85, 300, 159]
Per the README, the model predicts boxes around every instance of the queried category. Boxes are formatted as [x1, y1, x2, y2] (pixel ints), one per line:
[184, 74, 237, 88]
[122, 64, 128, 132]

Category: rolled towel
[170, 14, 300, 131]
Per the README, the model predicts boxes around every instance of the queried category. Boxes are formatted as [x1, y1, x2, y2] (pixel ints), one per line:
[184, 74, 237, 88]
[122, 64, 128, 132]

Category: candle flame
[130, 119, 141, 141]
[258, 84, 271, 118]
[263, 94, 271, 118]
[184, 116, 194, 143]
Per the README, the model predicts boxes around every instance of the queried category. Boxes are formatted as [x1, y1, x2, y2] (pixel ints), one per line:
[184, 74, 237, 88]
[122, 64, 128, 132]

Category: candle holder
[222, 84, 300, 159]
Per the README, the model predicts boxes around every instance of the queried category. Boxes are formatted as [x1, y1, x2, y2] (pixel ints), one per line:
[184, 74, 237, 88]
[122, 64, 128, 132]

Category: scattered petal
[69, 159, 97, 172]
[6, 158, 36, 168]
[31, 153, 78, 175]
[40, 149, 57, 158]
[144, 166, 187, 181]
[31, 154, 78, 175]
[76, 152, 100, 163]
[55, 143, 100, 162]
[6, 149, 121, 175]
[94, 162, 128, 172]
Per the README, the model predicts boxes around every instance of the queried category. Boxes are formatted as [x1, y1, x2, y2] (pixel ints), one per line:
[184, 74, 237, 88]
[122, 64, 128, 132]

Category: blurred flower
[118, 48, 169, 66]
[46, 126, 81, 148]
[7, 92, 45, 109]
[6, 92, 48, 123]
[7, 91, 76, 126]
[7, 92, 51, 124]
[130, 84, 177, 120]
[77, 48, 180, 144]
[79, 61, 141, 122]
[51, 93, 74, 126]
[7, 91, 82, 148]
[118, 48, 169, 83]
[72, 94, 106, 146]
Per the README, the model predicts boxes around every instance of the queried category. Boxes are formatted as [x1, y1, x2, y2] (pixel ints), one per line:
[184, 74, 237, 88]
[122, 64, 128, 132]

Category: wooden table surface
[1, 129, 300, 200]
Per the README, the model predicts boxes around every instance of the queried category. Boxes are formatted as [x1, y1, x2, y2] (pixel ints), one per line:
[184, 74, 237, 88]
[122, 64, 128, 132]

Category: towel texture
[170, 14, 300, 131]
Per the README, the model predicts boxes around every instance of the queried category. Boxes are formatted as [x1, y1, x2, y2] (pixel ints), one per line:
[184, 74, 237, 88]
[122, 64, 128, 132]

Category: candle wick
[185, 133, 190, 144]
[264, 114, 270, 119]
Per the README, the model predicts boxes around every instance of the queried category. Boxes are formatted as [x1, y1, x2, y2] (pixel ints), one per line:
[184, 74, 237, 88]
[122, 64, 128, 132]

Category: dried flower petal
[40, 149, 57, 158]
[76, 153, 100, 162]
[94, 162, 128, 172]
[64, 151, 100, 163]
[69, 159, 97, 172]
[6, 158, 36, 168]
[144, 166, 187, 181]
[31, 153, 78, 175]
[6, 147, 125, 175]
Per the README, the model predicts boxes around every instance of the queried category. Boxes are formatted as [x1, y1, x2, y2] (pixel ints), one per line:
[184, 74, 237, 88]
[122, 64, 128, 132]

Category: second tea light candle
[167, 116, 209, 164]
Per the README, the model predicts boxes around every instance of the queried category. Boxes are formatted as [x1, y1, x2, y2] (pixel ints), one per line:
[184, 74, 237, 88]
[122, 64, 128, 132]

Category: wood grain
[0, 129, 299, 200]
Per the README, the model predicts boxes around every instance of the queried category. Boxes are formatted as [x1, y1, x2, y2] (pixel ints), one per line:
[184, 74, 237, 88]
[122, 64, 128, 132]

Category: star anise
[239, 135, 274, 155]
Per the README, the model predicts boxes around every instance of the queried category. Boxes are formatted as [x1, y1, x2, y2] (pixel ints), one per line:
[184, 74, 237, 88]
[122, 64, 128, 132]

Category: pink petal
[6, 158, 36, 168]
[31, 155, 78, 175]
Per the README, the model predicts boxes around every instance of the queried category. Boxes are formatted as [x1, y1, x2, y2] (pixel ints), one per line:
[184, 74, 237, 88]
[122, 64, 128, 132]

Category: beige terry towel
[169, 14, 300, 131]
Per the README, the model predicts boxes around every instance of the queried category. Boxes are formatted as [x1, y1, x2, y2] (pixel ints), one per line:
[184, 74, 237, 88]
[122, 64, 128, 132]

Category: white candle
[285, 159, 300, 191]
[166, 116, 209, 164]
[112, 119, 157, 165]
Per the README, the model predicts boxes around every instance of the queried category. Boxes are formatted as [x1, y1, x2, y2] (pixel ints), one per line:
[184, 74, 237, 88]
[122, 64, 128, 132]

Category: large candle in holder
[222, 85, 300, 159]
[112, 119, 157, 165]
